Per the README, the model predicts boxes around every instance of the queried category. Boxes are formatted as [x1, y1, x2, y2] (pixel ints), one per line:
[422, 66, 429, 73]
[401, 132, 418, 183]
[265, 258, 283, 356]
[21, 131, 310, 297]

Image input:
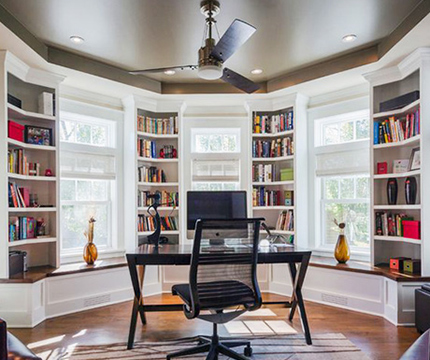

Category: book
[137, 115, 178, 135]
[374, 108, 420, 145]
[253, 110, 294, 134]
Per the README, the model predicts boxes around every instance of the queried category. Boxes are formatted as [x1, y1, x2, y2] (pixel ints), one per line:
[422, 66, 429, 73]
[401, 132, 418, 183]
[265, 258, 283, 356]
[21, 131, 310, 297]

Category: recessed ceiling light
[70, 36, 85, 44]
[251, 68, 263, 75]
[164, 70, 176, 76]
[342, 34, 357, 43]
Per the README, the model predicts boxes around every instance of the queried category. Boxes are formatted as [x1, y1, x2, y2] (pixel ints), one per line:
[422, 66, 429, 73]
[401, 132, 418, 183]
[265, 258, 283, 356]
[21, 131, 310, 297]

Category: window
[315, 110, 370, 253]
[59, 111, 117, 254]
[191, 128, 240, 190]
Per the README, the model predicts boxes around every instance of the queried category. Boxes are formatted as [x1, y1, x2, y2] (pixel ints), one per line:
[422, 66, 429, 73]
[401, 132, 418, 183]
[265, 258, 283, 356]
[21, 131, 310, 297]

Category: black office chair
[167, 218, 263, 360]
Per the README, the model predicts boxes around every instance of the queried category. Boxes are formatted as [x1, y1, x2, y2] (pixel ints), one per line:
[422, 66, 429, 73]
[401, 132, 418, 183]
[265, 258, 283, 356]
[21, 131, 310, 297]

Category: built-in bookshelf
[0, 51, 64, 278]
[365, 48, 430, 276]
[246, 95, 308, 247]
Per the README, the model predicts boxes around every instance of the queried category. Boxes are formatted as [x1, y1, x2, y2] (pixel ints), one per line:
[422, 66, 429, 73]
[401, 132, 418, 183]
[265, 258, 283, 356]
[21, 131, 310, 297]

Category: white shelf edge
[8, 173, 57, 181]
[252, 130, 294, 138]
[137, 157, 179, 163]
[374, 235, 421, 245]
[373, 204, 421, 210]
[8, 207, 56, 213]
[373, 135, 420, 149]
[252, 181, 294, 186]
[260, 229, 294, 235]
[253, 206, 294, 210]
[252, 156, 294, 162]
[8, 237, 57, 247]
[137, 182, 179, 187]
[374, 169, 421, 179]
[137, 206, 179, 211]
[8, 138, 56, 151]
[8, 103, 56, 121]
[373, 99, 420, 119]
[137, 131, 178, 139]
[137, 230, 179, 236]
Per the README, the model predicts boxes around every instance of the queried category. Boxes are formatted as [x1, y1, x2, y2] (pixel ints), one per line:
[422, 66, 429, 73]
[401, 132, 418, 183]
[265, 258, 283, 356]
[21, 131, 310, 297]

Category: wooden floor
[10, 293, 419, 360]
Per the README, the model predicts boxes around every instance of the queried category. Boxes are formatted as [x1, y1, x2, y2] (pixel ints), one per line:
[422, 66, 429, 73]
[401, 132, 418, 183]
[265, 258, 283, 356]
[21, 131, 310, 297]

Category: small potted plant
[333, 219, 350, 264]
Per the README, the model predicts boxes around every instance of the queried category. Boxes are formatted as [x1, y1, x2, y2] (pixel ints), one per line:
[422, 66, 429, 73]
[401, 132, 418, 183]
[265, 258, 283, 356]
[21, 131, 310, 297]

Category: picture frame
[409, 147, 420, 171]
[24, 125, 53, 146]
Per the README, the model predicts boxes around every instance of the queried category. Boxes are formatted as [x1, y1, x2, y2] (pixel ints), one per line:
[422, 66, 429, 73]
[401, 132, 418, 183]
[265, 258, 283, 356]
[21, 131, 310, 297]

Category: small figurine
[159, 149, 165, 158]
[45, 169, 53, 176]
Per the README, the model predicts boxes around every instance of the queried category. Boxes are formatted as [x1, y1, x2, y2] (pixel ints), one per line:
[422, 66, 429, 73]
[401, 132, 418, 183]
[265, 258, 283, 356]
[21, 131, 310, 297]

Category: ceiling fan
[129, 0, 260, 94]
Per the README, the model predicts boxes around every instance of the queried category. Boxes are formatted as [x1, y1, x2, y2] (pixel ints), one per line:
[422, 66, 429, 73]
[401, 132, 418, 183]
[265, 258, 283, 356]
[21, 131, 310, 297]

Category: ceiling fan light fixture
[70, 35, 85, 44]
[251, 68, 263, 75]
[342, 34, 357, 43]
[198, 64, 223, 80]
[164, 70, 176, 75]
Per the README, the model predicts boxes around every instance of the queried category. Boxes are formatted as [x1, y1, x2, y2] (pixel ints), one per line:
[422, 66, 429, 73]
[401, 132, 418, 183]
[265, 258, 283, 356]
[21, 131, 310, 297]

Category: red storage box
[390, 257, 411, 271]
[402, 220, 421, 239]
[8, 121, 24, 142]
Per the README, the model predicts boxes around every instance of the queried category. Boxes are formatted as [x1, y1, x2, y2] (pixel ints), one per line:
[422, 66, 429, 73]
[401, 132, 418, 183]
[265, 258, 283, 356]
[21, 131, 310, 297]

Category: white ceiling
[0, 0, 422, 83]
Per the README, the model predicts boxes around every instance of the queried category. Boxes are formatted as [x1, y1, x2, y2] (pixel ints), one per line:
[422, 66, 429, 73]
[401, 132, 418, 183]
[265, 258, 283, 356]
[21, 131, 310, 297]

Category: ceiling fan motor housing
[200, 0, 220, 18]
[198, 38, 223, 80]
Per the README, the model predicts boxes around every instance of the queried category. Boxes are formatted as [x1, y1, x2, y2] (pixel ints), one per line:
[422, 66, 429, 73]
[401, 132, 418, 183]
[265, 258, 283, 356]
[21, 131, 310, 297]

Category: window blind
[61, 151, 116, 180]
[192, 159, 240, 182]
[316, 146, 369, 177]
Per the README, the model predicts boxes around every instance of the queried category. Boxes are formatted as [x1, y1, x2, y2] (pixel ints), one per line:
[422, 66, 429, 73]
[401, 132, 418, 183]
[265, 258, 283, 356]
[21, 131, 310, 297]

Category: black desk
[126, 244, 312, 349]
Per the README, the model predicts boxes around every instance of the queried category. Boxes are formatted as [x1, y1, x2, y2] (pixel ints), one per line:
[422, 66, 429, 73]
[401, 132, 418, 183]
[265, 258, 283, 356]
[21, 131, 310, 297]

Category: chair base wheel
[244, 345, 252, 357]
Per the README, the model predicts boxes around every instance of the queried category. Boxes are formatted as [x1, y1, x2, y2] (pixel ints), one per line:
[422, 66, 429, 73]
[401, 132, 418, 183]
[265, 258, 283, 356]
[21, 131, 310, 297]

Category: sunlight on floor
[28, 335, 66, 349]
[72, 329, 87, 338]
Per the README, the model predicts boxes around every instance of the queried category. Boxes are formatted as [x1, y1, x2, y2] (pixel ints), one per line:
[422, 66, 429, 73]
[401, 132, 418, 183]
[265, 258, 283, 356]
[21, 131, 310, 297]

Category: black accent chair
[167, 218, 263, 360]
[0, 318, 41, 360]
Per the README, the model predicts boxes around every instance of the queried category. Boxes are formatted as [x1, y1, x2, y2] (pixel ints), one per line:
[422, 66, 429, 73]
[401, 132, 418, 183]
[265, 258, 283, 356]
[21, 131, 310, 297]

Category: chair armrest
[7, 332, 42, 360]
[0, 318, 7, 360]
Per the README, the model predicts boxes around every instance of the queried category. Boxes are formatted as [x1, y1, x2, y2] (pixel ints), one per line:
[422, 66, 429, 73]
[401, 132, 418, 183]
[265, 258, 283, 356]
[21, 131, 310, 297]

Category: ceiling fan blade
[210, 19, 256, 63]
[222, 68, 261, 94]
[129, 65, 197, 75]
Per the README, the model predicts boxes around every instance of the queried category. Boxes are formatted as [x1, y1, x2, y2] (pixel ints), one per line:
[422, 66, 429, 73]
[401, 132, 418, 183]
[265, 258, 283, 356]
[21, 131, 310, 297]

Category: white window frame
[59, 106, 124, 263]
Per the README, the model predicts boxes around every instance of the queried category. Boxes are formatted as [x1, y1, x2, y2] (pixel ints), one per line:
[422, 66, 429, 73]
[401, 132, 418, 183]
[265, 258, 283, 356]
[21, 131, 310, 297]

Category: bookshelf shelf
[374, 169, 421, 179]
[7, 138, 56, 151]
[373, 204, 421, 210]
[252, 181, 294, 186]
[137, 182, 179, 187]
[137, 206, 179, 211]
[138, 230, 179, 236]
[8, 103, 56, 122]
[373, 99, 420, 119]
[137, 157, 179, 163]
[137, 131, 178, 139]
[373, 135, 420, 149]
[252, 155, 294, 162]
[8, 237, 57, 247]
[260, 229, 295, 235]
[374, 235, 421, 245]
[252, 129, 294, 138]
[253, 206, 294, 210]
[8, 207, 56, 213]
[8, 173, 56, 182]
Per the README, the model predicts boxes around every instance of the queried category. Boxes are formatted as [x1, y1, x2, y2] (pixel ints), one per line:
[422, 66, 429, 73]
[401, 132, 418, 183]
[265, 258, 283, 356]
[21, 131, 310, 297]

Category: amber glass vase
[334, 228, 350, 264]
[83, 217, 98, 265]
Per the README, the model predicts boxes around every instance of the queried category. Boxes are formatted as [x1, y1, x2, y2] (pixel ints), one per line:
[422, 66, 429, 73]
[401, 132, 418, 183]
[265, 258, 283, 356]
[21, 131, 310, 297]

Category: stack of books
[252, 137, 293, 158]
[137, 190, 179, 207]
[253, 164, 278, 182]
[8, 149, 41, 176]
[375, 212, 413, 236]
[138, 166, 166, 183]
[137, 115, 178, 135]
[137, 138, 156, 158]
[9, 216, 36, 241]
[253, 110, 294, 134]
[8, 182, 29, 208]
[276, 210, 294, 231]
[138, 215, 178, 232]
[374, 109, 420, 144]
[252, 187, 282, 206]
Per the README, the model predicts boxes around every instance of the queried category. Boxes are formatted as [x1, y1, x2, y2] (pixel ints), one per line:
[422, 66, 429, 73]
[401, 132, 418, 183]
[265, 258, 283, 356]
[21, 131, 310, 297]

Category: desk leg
[288, 255, 312, 345]
[127, 259, 147, 349]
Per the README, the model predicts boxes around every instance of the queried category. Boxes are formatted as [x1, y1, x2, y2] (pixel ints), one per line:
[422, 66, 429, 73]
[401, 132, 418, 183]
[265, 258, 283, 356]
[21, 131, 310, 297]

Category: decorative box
[8, 121, 25, 142]
[377, 162, 388, 174]
[390, 257, 411, 272]
[402, 220, 421, 239]
[7, 94, 22, 108]
[280, 168, 294, 181]
[403, 259, 421, 274]
[284, 191, 293, 206]
[379, 90, 420, 112]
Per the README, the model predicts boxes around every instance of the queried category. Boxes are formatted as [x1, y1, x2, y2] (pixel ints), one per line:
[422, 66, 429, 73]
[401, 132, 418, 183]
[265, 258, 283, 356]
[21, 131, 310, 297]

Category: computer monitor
[187, 191, 247, 240]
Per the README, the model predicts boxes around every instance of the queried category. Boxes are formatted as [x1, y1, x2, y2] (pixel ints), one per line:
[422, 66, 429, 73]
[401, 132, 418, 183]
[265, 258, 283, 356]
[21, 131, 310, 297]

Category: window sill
[60, 248, 126, 264]
[311, 246, 370, 262]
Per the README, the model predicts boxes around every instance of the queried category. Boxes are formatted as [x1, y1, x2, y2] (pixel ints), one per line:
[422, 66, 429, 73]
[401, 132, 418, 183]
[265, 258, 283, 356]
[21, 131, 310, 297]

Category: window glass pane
[192, 182, 239, 191]
[77, 180, 91, 201]
[209, 134, 223, 152]
[77, 124, 91, 144]
[340, 178, 354, 199]
[340, 121, 354, 142]
[223, 135, 237, 152]
[324, 178, 339, 199]
[91, 125, 107, 146]
[61, 180, 75, 201]
[193, 129, 239, 153]
[92, 180, 108, 201]
[323, 124, 339, 145]
[223, 183, 239, 190]
[61, 204, 109, 250]
[356, 177, 369, 198]
[60, 120, 76, 142]
[356, 118, 369, 140]
[195, 135, 209, 153]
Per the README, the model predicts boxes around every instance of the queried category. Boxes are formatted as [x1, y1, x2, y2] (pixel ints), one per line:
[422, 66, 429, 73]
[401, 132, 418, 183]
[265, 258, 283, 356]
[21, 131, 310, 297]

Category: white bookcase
[0, 51, 64, 278]
[123, 96, 185, 250]
[365, 48, 430, 276]
[246, 94, 309, 247]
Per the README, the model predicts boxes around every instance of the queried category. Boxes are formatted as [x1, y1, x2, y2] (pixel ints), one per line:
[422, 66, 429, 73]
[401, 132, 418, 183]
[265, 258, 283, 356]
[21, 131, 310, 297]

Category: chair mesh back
[191, 219, 261, 310]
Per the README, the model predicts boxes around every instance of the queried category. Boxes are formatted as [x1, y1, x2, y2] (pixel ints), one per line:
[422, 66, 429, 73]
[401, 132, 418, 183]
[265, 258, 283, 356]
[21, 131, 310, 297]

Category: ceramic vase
[83, 217, 98, 265]
[334, 228, 350, 264]
[405, 177, 417, 205]
[387, 178, 398, 205]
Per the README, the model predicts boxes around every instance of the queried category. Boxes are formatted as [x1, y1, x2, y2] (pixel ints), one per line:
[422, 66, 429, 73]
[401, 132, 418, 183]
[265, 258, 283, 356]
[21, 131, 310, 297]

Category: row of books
[137, 190, 179, 208]
[138, 166, 167, 183]
[252, 187, 283, 207]
[252, 138, 294, 158]
[9, 216, 36, 241]
[8, 182, 30, 208]
[137, 115, 178, 135]
[137, 215, 178, 232]
[253, 110, 294, 134]
[8, 149, 41, 176]
[373, 110, 420, 145]
[252, 164, 281, 182]
[137, 138, 156, 158]
[276, 210, 294, 231]
[375, 212, 412, 237]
